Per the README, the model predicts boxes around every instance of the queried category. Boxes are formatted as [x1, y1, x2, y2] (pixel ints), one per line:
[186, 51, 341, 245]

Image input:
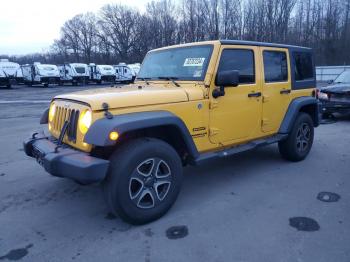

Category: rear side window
[263, 51, 288, 82]
[293, 52, 313, 81]
[218, 49, 255, 84]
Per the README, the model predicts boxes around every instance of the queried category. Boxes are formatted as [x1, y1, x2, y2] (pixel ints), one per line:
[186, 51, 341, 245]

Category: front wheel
[278, 112, 314, 162]
[104, 138, 183, 225]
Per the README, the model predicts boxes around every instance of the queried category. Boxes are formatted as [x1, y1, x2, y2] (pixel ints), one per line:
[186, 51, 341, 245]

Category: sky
[0, 0, 150, 55]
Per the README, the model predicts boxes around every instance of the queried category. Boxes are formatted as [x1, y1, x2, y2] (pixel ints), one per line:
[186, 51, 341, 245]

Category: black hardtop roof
[220, 40, 312, 51]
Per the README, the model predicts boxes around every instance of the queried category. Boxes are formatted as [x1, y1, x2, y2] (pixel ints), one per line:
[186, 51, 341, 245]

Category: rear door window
[263, 51, 288, 82]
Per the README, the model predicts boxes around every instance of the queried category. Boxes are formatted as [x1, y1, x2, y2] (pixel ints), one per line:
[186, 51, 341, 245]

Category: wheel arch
[279, 96, 319, 134]
[85, 111, 199, 163]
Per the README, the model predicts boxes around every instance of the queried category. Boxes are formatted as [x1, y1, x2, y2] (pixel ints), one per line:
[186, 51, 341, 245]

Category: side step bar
[194, 134, 287, 165]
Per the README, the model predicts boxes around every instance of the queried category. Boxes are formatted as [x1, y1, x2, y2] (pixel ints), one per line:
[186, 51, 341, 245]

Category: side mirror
[216, 70, 239, 87]
[327, 79, 334, 85]
[213, 70, 239, 98]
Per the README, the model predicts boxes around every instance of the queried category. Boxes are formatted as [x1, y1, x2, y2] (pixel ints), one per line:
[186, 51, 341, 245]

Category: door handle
[280, 89, 291, 95]
[248, 92, 262, 98]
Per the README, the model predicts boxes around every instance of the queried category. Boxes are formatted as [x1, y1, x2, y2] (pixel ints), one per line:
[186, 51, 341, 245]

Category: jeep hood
[321, 83, 350, 94]
[54, 84, 204, 110]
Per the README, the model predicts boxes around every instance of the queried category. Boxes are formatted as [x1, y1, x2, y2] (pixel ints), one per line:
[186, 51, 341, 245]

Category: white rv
[128, 63, 141, 81]
[21, 62, 60, 87]
[88, 64, 116, 84]
[58, 63, 89, 85]
[16, 67, 24, 84]
[114, 63, 134, 83]
[0, 59, 21, 88]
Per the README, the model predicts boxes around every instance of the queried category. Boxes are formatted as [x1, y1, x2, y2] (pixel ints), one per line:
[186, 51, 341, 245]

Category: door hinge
[262, 95, 269, 103]
[261, 119, 270, 126]
[209, 127, 219, 136]
[209, 100, 218, 109]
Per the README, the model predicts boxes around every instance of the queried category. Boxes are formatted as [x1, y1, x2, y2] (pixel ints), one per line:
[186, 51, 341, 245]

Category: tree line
[5, 0, 350, 66]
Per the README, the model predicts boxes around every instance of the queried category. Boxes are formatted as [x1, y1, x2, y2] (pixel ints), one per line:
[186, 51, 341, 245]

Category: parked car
[58, 63, 89, 86]
[24, 40, 319, 225]
[22, 63, 60, 87]
[318, 70, 350, 117]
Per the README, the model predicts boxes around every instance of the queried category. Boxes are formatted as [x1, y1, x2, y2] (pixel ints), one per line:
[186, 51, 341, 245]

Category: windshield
[334, 71, 350, 83]
[75, 67, 86, 74]
[138, 45, 213, 81]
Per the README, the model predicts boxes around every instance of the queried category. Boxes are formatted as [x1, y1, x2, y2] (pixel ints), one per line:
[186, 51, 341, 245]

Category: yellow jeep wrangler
[24, 40, 319, 224]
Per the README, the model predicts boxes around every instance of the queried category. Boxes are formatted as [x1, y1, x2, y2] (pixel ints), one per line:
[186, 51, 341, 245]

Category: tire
[104, 138, 183, 225]
[278, 112, 314, 162]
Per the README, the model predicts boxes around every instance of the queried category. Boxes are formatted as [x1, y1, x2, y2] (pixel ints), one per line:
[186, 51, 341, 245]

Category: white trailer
[58, 63, 89, 86]
[88, 64, 116, 84]
[128, 63, 141, 82]
[16, 67, 24, 84]
[0, 59, 21, 88]
[21, 62, 60, 87]
[114, 63, 134, 83]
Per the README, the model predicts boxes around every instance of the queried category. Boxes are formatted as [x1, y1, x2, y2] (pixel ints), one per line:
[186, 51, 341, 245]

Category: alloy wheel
[129, 158, 172, 209]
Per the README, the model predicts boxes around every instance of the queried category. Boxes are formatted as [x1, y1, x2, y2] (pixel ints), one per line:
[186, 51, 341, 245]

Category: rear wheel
[278, 112, 314, 162]
[104, 138, 183, 225]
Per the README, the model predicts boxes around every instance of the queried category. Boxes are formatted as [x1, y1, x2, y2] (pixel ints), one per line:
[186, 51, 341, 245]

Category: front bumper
[23, 131, 109, 184]
[319, 99, 350, 114]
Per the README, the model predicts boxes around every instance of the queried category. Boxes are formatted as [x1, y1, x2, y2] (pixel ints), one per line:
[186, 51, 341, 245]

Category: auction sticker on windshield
[183, 58, 205, 67]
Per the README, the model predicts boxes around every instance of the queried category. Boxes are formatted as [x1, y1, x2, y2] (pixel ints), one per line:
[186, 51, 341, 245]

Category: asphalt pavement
[0, 84, 349, 262]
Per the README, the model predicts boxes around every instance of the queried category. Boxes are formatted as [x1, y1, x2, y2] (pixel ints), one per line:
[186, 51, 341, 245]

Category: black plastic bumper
[320, 100, 350, 114]
[23, 132, 109, 184]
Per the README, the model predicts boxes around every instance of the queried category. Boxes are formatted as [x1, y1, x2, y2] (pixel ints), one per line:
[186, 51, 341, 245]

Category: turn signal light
[109, 131, 119, 141]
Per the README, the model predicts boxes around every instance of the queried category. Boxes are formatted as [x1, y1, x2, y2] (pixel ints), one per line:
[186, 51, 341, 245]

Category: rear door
[261, 47, 291, 133]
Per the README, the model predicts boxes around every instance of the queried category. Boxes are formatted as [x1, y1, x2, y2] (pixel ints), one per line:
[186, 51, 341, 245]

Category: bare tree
[12, 0, 347, 66]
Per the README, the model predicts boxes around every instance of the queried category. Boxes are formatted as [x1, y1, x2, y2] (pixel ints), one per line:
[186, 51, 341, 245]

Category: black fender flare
[40, 108, 49, 124]
[84, 111, 199, 158]
[278, 96, 319, 134]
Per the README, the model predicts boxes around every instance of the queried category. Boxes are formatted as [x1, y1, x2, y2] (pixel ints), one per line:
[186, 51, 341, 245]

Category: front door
[260, 47, 291, 133]
[209, 46, 262, 145]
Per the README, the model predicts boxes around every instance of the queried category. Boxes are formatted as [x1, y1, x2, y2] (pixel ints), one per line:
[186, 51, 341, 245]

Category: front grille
[52, 106, 80, 142]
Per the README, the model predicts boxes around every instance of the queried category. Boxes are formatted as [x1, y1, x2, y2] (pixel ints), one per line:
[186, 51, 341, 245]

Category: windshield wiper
[137, 77, 151, 85]
[157, 77, 180, 87]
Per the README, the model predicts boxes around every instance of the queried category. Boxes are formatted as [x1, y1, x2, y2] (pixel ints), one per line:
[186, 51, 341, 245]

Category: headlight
[49, 103, 56, 122]
[79, 109, 92, 134]
[318, 92, 329, 100]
